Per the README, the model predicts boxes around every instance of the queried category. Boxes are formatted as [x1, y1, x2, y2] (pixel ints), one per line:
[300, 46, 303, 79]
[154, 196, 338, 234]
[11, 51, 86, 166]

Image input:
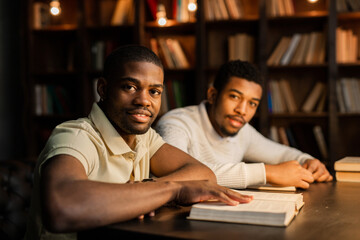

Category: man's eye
[150, 89, 161, 96]
[230, 94, 239, 99]
[250, 101, 258, 107]
[123, 85, 136, 91]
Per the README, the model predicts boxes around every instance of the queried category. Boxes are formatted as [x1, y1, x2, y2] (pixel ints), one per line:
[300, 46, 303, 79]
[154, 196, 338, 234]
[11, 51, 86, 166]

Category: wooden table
[78, 182, 360, 240]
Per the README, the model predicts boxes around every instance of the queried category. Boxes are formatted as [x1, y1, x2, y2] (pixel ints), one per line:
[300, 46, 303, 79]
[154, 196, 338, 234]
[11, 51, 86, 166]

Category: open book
[188, 190, 304, 227]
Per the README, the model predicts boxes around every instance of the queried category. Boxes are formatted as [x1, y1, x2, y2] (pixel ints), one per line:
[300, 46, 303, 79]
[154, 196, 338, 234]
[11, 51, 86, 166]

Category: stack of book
[228, 33, 255, 63]
[336, 27, 359, 63]
[334, 157, 360, 182]
[336, 78, 360, 113]
[204, 0, 246, 21]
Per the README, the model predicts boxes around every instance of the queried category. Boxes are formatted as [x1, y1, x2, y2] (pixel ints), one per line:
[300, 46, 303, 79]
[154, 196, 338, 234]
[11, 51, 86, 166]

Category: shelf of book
[23, 0, 360, 162]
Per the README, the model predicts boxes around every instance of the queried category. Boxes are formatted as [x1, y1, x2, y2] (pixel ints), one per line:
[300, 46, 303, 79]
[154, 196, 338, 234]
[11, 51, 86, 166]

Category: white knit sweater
[155, 101, 314, 189]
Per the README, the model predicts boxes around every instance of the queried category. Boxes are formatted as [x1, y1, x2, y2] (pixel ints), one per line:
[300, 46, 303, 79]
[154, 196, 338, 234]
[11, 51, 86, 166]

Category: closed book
[334, 157, 360, 172]
[336, 171, 360, 183]
[188, 190, 304, 227]
[301, 82, 325, 112]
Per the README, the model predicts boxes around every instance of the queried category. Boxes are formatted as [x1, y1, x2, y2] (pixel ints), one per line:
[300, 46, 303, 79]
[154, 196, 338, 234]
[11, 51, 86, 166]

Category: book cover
[334, 157, 360, 172]
[188, 190, 304, 227]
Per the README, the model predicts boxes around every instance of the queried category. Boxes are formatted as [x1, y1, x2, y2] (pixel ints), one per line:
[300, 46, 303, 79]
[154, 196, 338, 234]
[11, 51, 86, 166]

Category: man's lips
[227, 115, 245, 127]
[127, 109, 153, 123]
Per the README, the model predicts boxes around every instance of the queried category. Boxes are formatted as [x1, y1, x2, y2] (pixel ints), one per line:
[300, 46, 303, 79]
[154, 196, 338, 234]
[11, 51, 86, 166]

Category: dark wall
[0, 0, 26, 160]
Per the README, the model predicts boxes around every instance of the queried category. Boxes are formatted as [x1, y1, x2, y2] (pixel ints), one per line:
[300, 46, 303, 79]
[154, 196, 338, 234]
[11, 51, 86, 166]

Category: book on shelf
[267, 36, 292, 66]
[228, 33, 254, 63]
[33, 2, 50, 29]
[111, 0, 134, 26]
[312, 125, 328, 160]
[278, 79, 297, 112]
[280, 34, 302, 66]
[301, 82, 326, 112]
[188, 190, 304, 227]
[205, 0, 244, 21]
[267, 0, 295, 17]
[339, 78, 360, 113]
[34, 84, 71, 116]
[336, 27, 359, 63]
[335, 156, 360, 182]
[290, 33, 311, 65]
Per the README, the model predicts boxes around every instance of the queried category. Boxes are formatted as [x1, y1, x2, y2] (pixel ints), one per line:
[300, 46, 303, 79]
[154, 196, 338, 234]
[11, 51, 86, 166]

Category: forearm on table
[42, 180, 181, 232]
[207, 162, 266, 189]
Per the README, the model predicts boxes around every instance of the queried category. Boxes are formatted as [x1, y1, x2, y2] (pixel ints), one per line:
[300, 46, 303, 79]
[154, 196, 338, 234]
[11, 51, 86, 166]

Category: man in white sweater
[156, 60, 333, 189]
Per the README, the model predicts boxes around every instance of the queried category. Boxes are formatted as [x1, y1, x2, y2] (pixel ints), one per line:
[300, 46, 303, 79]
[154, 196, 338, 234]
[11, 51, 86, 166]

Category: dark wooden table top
[78, 182, 360, 240]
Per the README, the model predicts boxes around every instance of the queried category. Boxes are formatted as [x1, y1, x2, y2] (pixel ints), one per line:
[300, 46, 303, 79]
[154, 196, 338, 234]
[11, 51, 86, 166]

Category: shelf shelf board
[268, 63, 328, 69]
[337, 12, 360, 20]
[270, 112, 328, 118]
[86, 25, 134, 32]
[31, 71, 79, 77]
[268, 11, 328, 20]
[32, 24, 78, 33]
[338, 112, 360, 118]
[145, 20, 195, 29]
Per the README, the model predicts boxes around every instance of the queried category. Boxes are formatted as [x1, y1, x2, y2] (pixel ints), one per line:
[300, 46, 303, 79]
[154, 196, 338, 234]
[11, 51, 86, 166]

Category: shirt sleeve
[157, 121, 265, 188]
[243, 125, 314, 165]
[38, 126, 99, 176]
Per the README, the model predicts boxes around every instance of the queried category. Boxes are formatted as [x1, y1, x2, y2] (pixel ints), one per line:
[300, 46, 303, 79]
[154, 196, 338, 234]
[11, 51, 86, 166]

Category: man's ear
[207, 87, 218, 104]
[97, 77, 107, 101]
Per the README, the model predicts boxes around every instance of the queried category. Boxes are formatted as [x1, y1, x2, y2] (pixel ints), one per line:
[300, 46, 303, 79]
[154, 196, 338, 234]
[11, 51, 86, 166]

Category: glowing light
[307, 0, 319, 3]
[156, 4, 167, 26]
[50, 0, 61, 16]
[188, 1, 197, 12]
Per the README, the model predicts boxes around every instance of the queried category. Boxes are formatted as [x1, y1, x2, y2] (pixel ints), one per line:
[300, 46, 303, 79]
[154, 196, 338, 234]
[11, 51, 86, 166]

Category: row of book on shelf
[228, 33, 255, 63]
[150, 38, 191, 69]
[147, 0, 196, 22]
[204, 0, 248, 21]
[268, 79, 326, 114]
[268, 32, 326, 66]
[336, 78, 360, 113]
[336, 27, 359, 63]
[269, 124, 328, 160]
[337, 0, 360, 12]
[34, 84, 71, 116]
[267, 0, 295, 17]
[334, 156, 360, 182]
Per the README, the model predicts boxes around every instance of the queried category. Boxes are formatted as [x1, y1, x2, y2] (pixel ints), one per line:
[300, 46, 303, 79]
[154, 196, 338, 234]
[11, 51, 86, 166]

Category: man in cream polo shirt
[25, 46, 252, 240]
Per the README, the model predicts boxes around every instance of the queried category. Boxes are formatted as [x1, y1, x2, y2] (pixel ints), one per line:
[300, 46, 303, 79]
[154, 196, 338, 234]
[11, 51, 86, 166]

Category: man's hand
[302, 159, 333, 182]
[265, 161, 314, 189]
[173, 180, 253, 206]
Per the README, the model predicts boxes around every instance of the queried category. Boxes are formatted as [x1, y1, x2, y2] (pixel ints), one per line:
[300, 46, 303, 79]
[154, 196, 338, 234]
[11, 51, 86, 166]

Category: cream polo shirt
[25, 103, 165, 240]
[156, 101, 313, 189]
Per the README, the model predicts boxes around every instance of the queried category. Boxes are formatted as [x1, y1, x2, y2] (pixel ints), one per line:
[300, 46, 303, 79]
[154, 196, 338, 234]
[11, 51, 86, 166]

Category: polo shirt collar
[199, 101, 238, 143]
[89, 103, 141, 155]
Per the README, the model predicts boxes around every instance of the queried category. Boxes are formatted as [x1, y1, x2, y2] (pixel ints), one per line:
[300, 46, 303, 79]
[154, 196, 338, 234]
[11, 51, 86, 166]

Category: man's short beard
[219, 126, 240, 137]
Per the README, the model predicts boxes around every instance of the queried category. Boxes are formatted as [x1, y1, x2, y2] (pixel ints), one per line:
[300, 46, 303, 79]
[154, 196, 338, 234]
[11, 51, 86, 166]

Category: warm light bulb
[188, 1, 197, 12]
[307, 0, 319, 3]
[156, 4, 167, 26]
[157, 17, 167, 26]
[50, 0, 61, 16]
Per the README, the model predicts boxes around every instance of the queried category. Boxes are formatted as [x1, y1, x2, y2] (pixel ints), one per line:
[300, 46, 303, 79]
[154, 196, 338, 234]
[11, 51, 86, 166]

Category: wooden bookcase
[24, 0, 360, 170]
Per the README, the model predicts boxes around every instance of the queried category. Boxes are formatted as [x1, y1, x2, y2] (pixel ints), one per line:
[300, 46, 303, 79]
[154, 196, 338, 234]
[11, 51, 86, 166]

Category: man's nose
[235, 100, 247, 115]
[133, 90, 151, 106]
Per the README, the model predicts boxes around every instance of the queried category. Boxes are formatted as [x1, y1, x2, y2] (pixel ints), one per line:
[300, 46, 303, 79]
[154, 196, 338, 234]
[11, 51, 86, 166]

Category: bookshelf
[23, 0, 360, 169]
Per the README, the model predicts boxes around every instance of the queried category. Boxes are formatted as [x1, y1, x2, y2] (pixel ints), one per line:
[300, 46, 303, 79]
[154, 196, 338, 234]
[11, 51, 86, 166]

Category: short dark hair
[103, 45, 163, 81]
[213, 60, 263, 94]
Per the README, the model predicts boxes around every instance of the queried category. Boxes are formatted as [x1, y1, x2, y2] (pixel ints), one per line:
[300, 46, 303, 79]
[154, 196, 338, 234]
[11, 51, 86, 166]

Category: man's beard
[219, 125, 240, 137]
